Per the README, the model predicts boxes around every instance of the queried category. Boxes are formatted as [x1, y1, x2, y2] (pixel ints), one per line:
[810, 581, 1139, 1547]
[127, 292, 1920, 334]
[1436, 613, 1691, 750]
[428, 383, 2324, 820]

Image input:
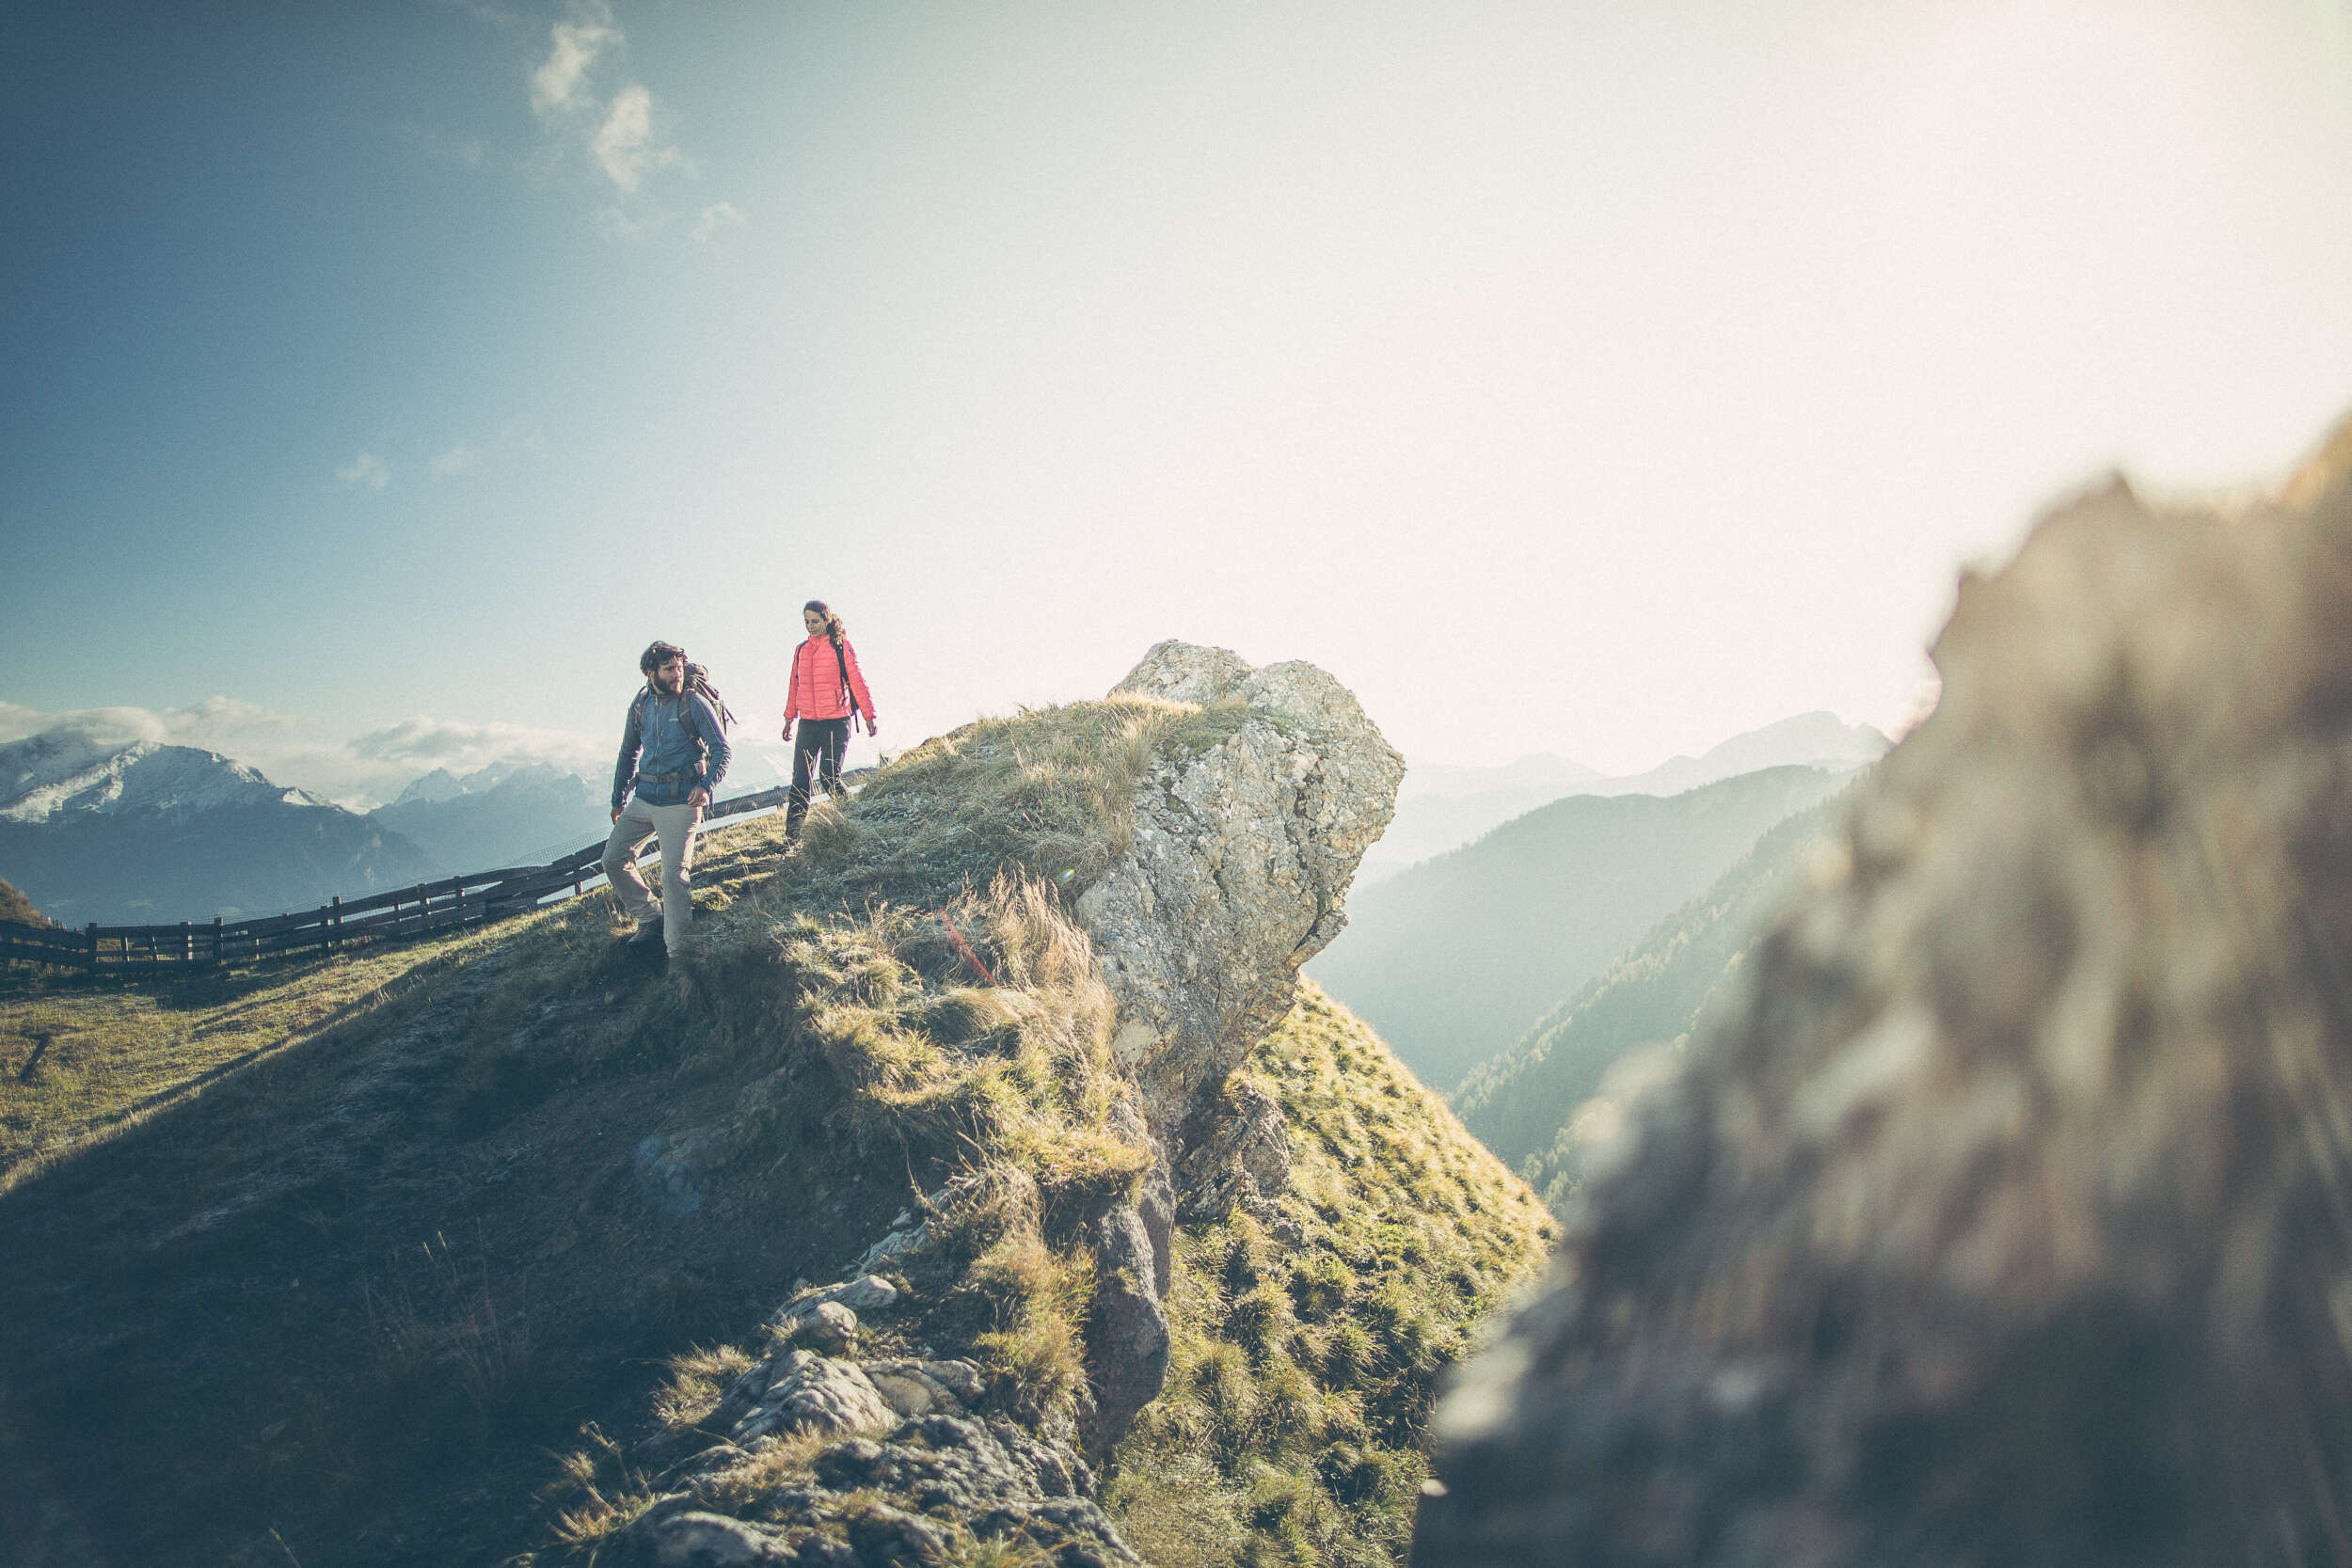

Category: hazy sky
[5, 0, 2349, 802]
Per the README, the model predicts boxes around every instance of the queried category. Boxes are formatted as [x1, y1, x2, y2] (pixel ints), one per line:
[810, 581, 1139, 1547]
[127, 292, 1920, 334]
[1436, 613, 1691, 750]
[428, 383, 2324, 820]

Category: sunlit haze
[5, 0, 2348, 801]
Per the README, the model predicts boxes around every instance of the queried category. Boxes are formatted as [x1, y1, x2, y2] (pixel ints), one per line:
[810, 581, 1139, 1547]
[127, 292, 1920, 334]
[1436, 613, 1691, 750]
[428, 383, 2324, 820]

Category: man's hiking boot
[624, 923, 662, 952]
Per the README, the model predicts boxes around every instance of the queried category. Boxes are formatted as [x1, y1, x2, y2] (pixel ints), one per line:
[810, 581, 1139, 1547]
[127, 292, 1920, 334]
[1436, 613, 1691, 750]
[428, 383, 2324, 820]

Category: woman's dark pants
[787, 717, 850, 838]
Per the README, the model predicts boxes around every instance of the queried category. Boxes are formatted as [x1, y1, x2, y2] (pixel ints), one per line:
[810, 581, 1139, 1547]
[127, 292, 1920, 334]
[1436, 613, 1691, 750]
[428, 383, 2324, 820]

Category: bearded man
[603, 640, 732, 961]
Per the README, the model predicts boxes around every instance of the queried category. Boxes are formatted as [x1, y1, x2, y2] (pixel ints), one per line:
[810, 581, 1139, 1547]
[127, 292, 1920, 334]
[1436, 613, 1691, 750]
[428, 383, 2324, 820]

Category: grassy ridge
[0, 693, 1552, 1567]
[0, 689, 1247, 1196]
[1108, 984, 1557, 1566]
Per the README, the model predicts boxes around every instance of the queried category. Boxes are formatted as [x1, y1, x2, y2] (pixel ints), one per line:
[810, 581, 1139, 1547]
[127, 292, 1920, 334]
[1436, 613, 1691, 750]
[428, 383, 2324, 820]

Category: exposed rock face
[1066, 641, 1399, 1449]
[1173, 1078, 1293, 1224]
[1082, 641, 1406, 1140]
[1414, 444, 2352, 1565]
[728, 1351, 897, 1445]
[1084, 1203, 1171, 1450]
[624, 1414, 1138, 1567]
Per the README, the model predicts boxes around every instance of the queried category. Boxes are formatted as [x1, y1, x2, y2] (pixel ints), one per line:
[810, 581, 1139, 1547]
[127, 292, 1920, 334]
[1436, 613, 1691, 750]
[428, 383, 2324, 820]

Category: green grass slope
[1108, 984, 1555, 1567]
[1453, 790, 1851, 1213]
[0, 694, 1553, 1568]
[1309, 765, 1853, 1092]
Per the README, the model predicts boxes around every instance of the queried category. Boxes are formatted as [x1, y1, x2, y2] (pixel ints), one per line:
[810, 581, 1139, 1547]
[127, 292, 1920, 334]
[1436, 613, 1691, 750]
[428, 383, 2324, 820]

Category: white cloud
[0, 697, 302, 752]
[523, 4, 689, 201]
[336, 451, 390, 491]
[593, 84, 687, 193]
[429, 441, 482, 479]
[692, 201, 746, 244]
[349, 717, 608, 779]
[531, 8, 616, 114]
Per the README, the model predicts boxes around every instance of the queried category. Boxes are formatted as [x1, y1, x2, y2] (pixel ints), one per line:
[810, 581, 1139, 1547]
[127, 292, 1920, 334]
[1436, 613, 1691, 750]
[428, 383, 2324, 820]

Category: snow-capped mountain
[388, 767, 469, 809]
[385, 757, 549, 810]
[0, 735, 322, 824]
[0, 735, 438, 925]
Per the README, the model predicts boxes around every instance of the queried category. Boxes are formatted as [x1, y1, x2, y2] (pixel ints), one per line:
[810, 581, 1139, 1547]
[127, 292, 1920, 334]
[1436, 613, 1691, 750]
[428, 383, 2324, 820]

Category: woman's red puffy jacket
[785, 636, 877, 724]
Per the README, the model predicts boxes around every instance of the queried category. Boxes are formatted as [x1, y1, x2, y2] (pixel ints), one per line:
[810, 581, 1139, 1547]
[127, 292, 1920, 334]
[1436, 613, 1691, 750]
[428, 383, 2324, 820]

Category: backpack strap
[832, 636, 861, 721]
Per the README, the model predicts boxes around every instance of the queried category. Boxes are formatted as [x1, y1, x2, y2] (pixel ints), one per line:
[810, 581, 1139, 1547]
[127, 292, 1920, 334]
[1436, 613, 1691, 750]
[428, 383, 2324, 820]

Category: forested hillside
[1311, 764, 1852, 1091]
[1454, 791, 1850, 1211]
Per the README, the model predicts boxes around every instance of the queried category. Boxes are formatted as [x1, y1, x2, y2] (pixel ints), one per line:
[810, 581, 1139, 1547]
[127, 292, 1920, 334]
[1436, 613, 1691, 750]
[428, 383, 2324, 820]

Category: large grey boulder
[1414, 430, 2352, 1565]
[728, 1351, 895, 1445]
[1084, 1203, 1171, 1451]
[1081, 641, 1405, 1139]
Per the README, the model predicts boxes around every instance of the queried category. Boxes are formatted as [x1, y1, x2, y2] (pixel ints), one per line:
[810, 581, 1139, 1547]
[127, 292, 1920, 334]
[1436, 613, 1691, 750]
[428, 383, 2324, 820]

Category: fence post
[213, 916, 224, 965]
[330, 895, 342, 954]
[86, 922, 98, 970]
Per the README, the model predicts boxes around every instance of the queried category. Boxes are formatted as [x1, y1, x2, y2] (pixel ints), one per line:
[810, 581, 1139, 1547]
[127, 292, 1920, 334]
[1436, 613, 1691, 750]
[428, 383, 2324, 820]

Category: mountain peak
[0, 735, 304, 824]
[389, 767, 465, 807]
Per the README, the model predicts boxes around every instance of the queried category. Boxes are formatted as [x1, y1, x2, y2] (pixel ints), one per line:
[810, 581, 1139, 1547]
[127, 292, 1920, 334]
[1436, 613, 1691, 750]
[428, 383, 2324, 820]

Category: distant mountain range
[368, 762, 611, 872]
[1360, 712, 1885, 883]
[1311, 762, 1856, 1092]
[0, 728, 798, 928]
[1452, 789, 1851, 1212]
[0, 735, 440, 926]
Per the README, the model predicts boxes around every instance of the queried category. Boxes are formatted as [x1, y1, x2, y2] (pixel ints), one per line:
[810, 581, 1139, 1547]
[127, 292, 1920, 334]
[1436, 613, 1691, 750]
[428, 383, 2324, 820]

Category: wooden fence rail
[0, 784, 794, 973]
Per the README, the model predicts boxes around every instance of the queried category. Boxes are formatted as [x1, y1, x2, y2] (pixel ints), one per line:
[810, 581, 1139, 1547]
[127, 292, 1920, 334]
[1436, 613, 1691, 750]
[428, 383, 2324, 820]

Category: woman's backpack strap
[832, 636, 861, 719]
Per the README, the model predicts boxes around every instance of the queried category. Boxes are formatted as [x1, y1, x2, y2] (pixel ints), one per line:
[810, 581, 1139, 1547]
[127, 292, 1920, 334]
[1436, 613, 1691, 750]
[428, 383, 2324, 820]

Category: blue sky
[5, 1, 2350, 802]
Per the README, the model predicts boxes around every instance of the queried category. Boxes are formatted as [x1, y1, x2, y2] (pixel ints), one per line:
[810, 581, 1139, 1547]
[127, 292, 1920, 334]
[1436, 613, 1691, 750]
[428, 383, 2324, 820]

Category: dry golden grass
[779, 694, 1249, 908]
[649, 1342, 761, 1433]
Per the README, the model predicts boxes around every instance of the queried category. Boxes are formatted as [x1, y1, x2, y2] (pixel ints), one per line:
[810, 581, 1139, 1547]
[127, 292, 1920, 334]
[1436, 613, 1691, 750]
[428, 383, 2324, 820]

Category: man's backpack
[633, 666, 736, 775]
[683, 663, 737, 730]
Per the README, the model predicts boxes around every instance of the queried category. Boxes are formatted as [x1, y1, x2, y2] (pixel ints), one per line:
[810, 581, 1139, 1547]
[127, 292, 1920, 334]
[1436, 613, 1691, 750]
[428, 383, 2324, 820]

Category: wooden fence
[0, 784, 794, 972]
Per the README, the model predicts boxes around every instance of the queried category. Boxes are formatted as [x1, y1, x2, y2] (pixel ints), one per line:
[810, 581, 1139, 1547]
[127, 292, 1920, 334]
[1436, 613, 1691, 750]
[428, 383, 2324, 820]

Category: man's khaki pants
[602, 796, 701, 953]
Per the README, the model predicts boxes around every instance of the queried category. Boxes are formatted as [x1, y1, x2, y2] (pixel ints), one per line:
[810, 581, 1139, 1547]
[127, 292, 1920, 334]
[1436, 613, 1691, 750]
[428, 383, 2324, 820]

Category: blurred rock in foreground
[1414, 411, 2352, 1568]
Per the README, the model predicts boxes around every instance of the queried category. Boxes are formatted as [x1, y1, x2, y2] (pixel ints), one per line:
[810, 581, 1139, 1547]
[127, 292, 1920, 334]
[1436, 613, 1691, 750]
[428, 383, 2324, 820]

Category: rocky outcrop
[1413, 429, 2352, 1564]
[1082, 641, 1405, 1141]
[1173, 1078, 1292, 1224]
[596, 643, 1403, 1564]
[1068, 642, 1399, 1446]
[623, 1414, 1138, 1567]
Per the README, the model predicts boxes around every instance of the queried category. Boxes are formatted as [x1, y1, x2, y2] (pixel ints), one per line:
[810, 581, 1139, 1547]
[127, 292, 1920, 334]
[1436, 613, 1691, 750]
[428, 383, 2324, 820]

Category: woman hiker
[781, 600, 878, 841]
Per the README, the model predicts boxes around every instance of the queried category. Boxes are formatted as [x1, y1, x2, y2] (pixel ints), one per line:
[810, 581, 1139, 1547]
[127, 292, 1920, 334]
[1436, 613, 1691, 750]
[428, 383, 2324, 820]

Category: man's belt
[637, 769, 697, 787]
